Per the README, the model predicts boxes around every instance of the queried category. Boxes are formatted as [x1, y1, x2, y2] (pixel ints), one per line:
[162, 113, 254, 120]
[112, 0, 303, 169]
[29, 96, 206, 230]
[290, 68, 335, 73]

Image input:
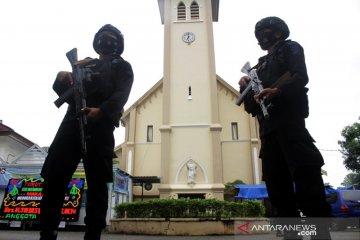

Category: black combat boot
[282, 229, 303, 240]
[39, 229, 58, 240]
[84, 227, 102, 240]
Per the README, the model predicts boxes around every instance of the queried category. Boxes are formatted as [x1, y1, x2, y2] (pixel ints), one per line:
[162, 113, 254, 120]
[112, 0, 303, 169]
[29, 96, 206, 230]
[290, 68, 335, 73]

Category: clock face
[182, 32, 195, 43]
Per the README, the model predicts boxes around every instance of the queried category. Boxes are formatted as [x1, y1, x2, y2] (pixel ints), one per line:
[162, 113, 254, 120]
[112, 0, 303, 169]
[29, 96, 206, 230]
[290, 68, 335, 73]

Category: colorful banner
[114, 171, 129, 193]
[0, 177, 84, 222]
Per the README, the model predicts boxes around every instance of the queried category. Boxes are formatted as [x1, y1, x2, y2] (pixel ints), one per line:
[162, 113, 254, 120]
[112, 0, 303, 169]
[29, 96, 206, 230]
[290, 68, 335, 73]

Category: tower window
[147, 125, 153, 142]
[190, 1, 200, 20]
[231, 122, 239, 140]
[177, 2, 186, 21]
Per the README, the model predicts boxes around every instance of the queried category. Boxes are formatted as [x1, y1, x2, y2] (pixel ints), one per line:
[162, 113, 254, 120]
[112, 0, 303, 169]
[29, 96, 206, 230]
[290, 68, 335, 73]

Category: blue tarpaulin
[325, 186, 337, 195]
[234, 184, 350, 199]
[234, 184, 269, 199]
[337, 185, 354, 190]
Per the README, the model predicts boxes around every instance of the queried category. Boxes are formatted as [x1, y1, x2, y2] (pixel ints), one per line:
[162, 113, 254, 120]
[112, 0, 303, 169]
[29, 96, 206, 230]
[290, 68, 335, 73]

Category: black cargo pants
[40, 120, 114, 232]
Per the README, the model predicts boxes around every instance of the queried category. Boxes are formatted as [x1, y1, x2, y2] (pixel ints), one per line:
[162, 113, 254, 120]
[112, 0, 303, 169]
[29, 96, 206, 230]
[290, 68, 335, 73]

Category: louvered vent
[190, 1, 199, 20]
[177, 2, 186, 21]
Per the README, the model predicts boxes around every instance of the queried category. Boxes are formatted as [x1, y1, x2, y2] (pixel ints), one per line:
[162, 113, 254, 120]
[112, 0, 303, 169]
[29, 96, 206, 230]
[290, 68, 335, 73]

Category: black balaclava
[256, 30, 279, 50]
[255, 17, 290, 50]
[93, 24, 124, 56]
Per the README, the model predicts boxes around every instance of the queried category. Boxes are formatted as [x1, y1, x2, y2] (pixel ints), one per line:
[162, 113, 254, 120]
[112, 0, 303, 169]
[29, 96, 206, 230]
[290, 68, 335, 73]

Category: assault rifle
[54, 48, 90, 154]
[236, 62, 269, 119]
[236, 62, 291, 120]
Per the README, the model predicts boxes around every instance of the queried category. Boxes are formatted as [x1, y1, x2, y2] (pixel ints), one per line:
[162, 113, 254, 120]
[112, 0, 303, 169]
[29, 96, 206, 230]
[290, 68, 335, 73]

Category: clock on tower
[182, 32, 195, 44]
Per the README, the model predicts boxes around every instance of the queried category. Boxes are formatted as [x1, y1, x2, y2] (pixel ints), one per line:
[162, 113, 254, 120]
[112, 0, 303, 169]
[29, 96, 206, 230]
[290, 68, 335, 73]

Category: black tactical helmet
[93, 24, 124, 55]
[255, 16, 290, 40]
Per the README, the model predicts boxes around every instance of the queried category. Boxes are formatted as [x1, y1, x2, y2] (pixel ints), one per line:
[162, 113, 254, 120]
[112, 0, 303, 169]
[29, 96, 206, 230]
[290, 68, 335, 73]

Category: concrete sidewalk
[0, 230, 359, 240]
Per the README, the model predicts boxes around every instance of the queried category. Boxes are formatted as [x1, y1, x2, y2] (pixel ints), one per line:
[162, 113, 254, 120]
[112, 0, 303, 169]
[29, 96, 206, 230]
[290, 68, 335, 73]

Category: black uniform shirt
[243, 40, 310, 138]
[53, 55, 134, 127]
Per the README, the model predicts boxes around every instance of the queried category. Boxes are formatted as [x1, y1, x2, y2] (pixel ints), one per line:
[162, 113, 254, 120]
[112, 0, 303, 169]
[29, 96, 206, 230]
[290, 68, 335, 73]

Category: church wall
[167, 1, 214, 125]
[168, 127, 213, 184]
[115, 144, 125, 171]
[131, 143, 162, 197]
[134, 91, 163, 145]
[221, 141, 254, 184]
[131, 88, 163, 196]
[217, 82, 257, 184]
[168, 42, 213, 124]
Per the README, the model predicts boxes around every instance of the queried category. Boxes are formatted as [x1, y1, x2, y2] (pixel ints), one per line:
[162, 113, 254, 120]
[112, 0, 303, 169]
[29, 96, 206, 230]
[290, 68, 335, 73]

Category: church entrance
[178, 193, 205, 199]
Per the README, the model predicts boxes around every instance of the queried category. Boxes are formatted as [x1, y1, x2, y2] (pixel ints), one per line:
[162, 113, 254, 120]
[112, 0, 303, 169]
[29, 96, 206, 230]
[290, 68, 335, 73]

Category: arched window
[177, 2, 186, 21]
[190, 1, 199, 20]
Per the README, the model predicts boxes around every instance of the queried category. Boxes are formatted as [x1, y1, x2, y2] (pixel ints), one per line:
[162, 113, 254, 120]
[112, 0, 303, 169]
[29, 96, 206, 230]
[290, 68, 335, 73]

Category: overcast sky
[1, 0, 359, 187]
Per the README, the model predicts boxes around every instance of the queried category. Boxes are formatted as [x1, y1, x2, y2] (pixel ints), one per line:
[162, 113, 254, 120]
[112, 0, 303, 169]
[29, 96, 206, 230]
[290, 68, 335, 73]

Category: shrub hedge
[114, 199, 265, 220]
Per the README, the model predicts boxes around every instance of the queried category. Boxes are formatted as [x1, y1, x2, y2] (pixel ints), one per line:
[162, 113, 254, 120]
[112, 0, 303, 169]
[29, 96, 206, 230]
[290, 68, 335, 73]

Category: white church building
[115, 0, 261, 200]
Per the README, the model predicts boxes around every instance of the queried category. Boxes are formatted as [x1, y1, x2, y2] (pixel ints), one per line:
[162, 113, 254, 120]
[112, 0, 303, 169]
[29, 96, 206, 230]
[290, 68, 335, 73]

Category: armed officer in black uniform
[239, 17, 331, 239]
[40, 24, 133, 240]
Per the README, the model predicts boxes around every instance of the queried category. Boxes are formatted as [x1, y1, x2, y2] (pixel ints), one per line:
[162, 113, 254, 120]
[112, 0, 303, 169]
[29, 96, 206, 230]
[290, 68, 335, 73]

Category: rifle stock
[54, 88, 73, 108]
[271, 71, 291, 88]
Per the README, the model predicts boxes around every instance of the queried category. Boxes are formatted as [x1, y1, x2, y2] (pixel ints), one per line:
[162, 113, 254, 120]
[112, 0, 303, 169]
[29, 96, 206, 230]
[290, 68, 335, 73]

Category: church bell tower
[157, 0, 224, 199]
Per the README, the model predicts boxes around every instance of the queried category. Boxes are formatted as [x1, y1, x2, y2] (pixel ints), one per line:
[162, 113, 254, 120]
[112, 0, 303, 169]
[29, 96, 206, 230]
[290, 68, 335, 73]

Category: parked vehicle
[326, 189, 360, 230]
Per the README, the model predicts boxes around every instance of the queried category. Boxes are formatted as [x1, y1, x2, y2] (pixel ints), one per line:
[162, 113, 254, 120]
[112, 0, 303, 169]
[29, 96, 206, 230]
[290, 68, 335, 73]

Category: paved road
[0, 230, 359, 240]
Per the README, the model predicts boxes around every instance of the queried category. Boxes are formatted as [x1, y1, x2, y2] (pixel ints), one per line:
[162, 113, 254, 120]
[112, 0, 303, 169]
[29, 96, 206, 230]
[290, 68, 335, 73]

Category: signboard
[0, 177, 85, 222]
[113, 172, 129, 193]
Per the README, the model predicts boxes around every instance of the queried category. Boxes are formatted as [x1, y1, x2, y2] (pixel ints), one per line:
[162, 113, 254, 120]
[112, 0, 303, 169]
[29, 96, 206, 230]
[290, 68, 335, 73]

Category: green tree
[341, 172, 360, 188]
[224, 179, 245, 201]
[338, 122, 360, 172]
